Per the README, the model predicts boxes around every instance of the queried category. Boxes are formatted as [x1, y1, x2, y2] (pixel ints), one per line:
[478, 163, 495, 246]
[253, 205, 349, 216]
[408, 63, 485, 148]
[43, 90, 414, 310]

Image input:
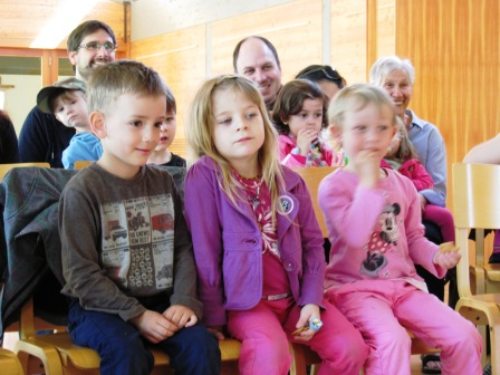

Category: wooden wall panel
[330, 0, 367, 84]
[375, 0, 396, 59]
[130, 26, 206, 156]
[210, 0, 323, 81]
[0, 0, 127, 52]
[129, 0, 499, 175]
[396, 0, 499, 206]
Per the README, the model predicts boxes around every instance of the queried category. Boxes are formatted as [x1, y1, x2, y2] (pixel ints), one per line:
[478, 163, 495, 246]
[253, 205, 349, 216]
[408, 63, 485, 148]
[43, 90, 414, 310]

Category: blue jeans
[68, 300, 221, 375]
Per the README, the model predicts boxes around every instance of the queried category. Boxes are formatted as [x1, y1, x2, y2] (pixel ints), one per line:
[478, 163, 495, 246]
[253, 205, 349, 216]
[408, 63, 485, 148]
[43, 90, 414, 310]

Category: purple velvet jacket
[184, 156, 325, 326]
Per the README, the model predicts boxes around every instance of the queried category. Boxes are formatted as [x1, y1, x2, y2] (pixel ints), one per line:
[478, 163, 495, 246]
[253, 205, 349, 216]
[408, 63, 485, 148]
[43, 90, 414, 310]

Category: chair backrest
[0, 162, 50, 180]
[292, 166, 337, 237]
[74, 160, 92, 170]
[452, 162, 500, 297]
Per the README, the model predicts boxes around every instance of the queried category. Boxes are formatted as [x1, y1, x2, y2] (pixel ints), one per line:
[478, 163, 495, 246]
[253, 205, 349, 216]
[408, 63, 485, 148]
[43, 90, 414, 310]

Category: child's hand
[418, 193, 427, 210]
[296, 128, 318, 155]
[433, 242, 461, 270]
[293, 304, 321, 342]
[207, 325, 225, 340]
[130, 310, 178, 343]
[162, 304, 198, 328]
[352, 150, 380, 188]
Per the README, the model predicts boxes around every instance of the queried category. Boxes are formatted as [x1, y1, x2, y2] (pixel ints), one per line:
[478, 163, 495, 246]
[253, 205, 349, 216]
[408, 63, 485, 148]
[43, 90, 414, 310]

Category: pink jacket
[382, 158, 434, 191]
[318, 168, 446, 293]
[278, 134, 333, 167]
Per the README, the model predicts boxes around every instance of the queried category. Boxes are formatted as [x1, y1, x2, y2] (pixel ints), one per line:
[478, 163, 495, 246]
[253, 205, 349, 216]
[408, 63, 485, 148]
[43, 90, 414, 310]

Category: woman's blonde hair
[186, 74, 283, 209]
[328, 83, 397, 130]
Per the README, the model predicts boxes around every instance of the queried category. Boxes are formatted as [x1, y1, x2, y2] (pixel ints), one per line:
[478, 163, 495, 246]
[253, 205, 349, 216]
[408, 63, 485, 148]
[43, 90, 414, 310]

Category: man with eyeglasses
[19, 20, 116, 168]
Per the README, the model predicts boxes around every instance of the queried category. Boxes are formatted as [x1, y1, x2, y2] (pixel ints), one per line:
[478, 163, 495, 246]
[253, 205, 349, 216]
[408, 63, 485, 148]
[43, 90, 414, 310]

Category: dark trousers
[68, 300, 221, 375]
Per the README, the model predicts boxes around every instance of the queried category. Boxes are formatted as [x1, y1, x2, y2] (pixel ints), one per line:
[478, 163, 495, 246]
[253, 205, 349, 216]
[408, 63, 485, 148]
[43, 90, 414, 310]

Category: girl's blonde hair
[186, 74, 283, 209]
[327, 83, 397, 147]
[387, 116, 418, 163]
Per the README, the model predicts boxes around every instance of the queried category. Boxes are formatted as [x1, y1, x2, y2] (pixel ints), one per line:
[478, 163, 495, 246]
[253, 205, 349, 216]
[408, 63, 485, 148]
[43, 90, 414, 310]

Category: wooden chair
[0, 348, 23, 375]
[73, 160, 92, 170]
[291, 166, 439, 375]
[292, 166, 336, 237]
[0, 162, 50, 180]
[14, 295, 241, 375]
[452, 162, 500, 374]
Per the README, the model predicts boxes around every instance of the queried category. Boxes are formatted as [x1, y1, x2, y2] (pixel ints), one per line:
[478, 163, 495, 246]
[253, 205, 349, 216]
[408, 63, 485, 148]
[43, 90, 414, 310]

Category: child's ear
[279, 112, 288, 125]
[329, 125, 342, 147]
[89, 111, 106, 139]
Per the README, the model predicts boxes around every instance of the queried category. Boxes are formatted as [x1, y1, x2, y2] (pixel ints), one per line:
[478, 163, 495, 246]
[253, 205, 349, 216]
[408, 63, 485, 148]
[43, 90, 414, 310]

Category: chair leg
[491, 323, 500, 375]
[15, 351, 29, 375]
[290, 344, 308, 375]
[15, 346, 63, 375]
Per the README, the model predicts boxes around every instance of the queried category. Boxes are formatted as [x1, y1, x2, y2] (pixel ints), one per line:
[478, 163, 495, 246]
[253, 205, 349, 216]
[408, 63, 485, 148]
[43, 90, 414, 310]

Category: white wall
[131, 0, 294, 40]
[2, 75, 41, 135]
[2, 74, 72, 135]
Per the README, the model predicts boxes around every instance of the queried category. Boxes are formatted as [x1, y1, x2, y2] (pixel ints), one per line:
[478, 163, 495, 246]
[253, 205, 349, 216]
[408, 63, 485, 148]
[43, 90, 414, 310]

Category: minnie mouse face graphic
[361, 203, 400, 277]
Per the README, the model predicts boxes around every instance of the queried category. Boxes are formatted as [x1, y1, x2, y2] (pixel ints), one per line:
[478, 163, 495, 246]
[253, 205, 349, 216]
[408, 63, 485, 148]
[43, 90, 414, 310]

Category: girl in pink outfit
[184, 75, 368, 375]
[383, 120, 455, 243]
[272, 79, 345, 167]
[319, 83, 482, 375]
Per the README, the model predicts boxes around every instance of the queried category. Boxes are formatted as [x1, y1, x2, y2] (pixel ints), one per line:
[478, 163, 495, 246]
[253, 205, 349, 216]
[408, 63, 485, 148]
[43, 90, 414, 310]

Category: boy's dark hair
[271, 79, 328, 134]
[295, 65, 346, 89]
[67, 20, 116, 52]
[232, 36, 281, 72]
[87, 60, 167, 113]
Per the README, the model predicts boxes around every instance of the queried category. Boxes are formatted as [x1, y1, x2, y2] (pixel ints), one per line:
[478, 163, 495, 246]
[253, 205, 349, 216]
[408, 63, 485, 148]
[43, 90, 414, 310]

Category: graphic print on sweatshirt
[100, 194, 175, 294]
[361, 202, 401, 277]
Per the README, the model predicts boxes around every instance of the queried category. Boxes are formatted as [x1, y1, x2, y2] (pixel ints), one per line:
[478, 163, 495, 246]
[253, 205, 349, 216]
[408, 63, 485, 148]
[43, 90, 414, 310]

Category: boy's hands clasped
[131, 305, 197, 344]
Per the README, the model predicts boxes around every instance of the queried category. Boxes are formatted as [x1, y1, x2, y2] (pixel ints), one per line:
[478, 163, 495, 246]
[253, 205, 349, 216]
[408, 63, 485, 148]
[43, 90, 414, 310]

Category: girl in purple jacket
[183, 75, 368, 375]
[383, 119, 455, 244]
[319, 83, 481, 375]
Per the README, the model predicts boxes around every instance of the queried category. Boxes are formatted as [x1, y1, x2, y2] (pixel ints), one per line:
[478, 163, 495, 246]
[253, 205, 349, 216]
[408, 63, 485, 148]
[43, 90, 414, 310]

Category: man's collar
[408, 109, 425, 129]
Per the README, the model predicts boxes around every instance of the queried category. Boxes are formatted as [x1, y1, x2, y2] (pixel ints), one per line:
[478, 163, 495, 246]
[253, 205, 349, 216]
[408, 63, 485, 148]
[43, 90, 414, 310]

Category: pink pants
[328, 280, 482, 375]
[423, 204, 455, 243]
[227, 297, 368, 375]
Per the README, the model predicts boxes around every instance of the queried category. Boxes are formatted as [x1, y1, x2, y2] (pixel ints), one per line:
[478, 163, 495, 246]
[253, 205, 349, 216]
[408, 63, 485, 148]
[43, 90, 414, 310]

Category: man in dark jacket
[19, 20, 116, 168]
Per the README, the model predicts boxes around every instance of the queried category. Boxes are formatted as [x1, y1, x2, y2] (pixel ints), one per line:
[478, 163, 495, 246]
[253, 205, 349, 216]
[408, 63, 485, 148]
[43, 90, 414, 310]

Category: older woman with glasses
[295, 64, 346, 101]
[370, 56, 450, 375]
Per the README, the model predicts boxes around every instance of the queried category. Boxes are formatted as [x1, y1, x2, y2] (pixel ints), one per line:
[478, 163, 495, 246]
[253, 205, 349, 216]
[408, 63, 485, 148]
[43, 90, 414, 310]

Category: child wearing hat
[37, 77, 102, 169]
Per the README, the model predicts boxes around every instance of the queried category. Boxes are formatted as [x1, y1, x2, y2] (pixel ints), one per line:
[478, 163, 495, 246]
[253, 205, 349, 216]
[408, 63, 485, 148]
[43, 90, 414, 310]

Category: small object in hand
[292, 325, 308, 336]
[439, 241, 457, 253]
[308, 318, 323, 332]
